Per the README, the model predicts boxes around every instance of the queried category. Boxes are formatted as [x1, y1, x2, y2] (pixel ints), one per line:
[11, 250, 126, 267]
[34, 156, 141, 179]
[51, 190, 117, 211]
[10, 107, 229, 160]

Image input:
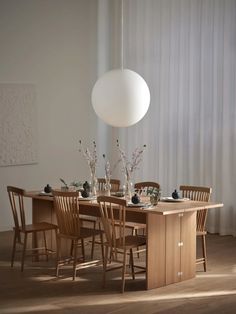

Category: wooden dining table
[24, 191, 223, 290]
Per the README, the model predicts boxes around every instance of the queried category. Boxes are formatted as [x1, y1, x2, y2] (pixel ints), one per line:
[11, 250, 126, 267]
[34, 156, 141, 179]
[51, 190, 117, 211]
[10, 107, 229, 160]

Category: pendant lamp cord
[121, 0, 124, 70]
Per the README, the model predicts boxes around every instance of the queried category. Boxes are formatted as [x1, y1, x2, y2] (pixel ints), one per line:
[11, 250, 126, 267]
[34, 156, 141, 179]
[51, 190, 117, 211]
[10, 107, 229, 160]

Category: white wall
[0, 0, 102, 230]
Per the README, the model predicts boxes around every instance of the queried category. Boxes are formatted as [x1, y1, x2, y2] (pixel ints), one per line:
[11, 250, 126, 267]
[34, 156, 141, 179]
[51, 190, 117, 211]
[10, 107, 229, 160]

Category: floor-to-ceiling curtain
[106, 0, 236, 236]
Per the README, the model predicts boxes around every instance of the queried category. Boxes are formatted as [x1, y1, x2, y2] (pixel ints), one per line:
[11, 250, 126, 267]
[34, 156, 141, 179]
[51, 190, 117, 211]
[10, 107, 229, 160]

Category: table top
[24, 190, 223, 216]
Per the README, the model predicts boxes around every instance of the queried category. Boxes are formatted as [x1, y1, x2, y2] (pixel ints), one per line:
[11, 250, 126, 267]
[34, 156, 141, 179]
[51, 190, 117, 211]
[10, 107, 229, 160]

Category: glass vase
[123, 173, 133, 201]
[104, 176, 111, 196]
[90, 172, 97, 198]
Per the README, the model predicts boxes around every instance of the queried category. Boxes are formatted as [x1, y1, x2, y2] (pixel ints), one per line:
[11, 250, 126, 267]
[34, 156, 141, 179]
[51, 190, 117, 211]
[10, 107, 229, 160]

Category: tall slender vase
[104, 175, 111, 196]
[124, 172, 133, 201]
[90, 172, 97, 197]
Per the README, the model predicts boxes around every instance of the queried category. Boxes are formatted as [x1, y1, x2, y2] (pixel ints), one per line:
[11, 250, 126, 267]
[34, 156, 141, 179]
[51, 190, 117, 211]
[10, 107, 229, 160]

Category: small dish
[161, 197, 190, 202]
[39, 191, 52, 196]
[111, 192, 125, 197]
[78, 197, 96, 201]
[127, 202, 146, 207]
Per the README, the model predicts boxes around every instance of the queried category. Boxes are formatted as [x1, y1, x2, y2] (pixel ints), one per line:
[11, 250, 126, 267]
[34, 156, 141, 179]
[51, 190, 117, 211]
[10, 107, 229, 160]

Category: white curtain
[97, 0, 236, 236]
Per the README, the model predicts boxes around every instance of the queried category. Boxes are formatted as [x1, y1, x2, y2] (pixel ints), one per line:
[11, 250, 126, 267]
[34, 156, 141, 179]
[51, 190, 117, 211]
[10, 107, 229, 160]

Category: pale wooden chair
[7, 186, 58, 272]
[81, 178, 121, 259]
[97, 196, 146, 293]
[179, 185, 212, 272]
[126, 181, 161, 236]
[134, 181, 160, 195]
[52, 190, 104, 280]
[97, 178, 120, 192]
[125, 181, 161, 257]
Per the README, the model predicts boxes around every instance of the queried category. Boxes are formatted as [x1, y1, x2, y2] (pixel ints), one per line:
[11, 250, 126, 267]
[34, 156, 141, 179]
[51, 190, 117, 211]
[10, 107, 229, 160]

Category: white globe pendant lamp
[92, 68, 150, 127]
[91, 0, 150, 128]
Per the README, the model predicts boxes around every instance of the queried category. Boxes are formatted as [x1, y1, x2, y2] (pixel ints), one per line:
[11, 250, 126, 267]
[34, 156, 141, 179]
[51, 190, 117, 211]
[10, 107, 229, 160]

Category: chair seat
[80, 227, 102, 238]
[80, 214, 99, 222]
[59, 227, 102, 240]
[197, 230, 207, 236]
[18, 222, 58, 233]
[125, 222, 146, 230]
[105, 235, 146, 250]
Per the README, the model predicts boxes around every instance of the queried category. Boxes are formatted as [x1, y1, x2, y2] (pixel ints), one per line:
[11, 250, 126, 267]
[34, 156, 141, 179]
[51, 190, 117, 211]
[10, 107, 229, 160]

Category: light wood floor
[0, 231, 236, 314]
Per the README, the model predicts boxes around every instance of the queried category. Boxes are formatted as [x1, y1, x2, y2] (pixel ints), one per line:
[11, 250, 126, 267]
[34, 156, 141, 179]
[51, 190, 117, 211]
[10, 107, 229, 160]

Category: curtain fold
[98, 0, 236, 236]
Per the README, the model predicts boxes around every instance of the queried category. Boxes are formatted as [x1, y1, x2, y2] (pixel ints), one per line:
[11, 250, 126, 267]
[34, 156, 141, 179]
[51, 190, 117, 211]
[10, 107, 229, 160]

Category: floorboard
[0, 231, 236, 314]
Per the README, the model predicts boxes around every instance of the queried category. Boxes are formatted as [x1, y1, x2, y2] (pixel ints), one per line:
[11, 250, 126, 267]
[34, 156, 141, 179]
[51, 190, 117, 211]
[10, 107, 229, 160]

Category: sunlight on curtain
[109, 0, 236, 236]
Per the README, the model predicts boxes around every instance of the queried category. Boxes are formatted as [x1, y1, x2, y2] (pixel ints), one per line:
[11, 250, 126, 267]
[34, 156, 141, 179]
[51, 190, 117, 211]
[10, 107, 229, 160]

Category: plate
[78, 197, 95, 201]
[161, 197, 189, 202]
[127, 202, 146, 207]
[39, 191, 53, 197]
[111, 192, 125, 197]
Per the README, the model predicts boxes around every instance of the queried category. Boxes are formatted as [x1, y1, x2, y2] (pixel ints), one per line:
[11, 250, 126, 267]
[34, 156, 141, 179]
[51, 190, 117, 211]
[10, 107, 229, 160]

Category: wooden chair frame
[97, 178, 120, 192]
[7, 186, 58, 272]
[179, 185, 212, 271]
[53, 190, 103, 280]
[134, 181, 160, 195]
[125, 182, 160, 257]
[97, 196, 146, 293]
[81, 178, 121, 259]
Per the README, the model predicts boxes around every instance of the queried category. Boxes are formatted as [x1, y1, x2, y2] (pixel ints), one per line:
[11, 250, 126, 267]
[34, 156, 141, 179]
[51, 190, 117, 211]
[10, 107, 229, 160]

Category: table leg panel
[165, 214, 181, 285]
[146, 213, 166, 289]
[32, 199, 54, 250]
[32, 199, 70, 256]
[181, 211, 196, 281]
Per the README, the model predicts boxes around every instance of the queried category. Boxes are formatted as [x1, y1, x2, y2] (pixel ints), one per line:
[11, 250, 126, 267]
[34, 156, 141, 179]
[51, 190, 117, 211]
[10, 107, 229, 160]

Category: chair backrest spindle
[97, 196, 126, 250]
[180, 185, 212, 233]
[134, 181, 160, 196]
[97, 178, 120, 192]
[53, 190, 81, 237]
[7, 186, 26, 232]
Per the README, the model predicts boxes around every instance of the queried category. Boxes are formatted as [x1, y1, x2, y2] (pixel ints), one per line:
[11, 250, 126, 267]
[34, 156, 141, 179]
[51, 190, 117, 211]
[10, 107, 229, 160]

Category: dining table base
[31, 197, 196, 290]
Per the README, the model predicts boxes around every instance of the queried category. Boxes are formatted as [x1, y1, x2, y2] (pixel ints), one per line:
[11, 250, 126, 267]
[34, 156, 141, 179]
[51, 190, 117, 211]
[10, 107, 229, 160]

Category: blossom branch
[79, 140, 98, 175]
[103, 154, 120, 180]
[116, 139, 146, 177]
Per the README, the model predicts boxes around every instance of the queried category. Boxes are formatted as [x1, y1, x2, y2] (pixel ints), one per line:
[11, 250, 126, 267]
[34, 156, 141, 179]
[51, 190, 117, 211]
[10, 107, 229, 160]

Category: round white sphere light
[91, 69, 150, 127]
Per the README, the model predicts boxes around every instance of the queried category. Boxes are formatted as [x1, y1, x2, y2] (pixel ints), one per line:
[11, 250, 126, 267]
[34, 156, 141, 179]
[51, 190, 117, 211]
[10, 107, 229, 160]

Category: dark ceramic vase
[44, 184, 52, 193]
[172, 189, 180, 199]
[83, 181, 90, 192]
[131, 193, 140, 204]
[81, 189, 89, 198]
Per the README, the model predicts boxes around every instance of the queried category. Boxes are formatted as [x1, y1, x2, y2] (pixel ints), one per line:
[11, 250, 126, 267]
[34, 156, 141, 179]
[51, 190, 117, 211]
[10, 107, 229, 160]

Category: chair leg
[99, 222, 104, 263]
[73, 239, 78, 280]
[134, 229, 140, 258]
[121, 249, 127, 293]
[32, 231, 38, 262]
[81, 239, 85, 262]
[109, 247, 113, 263]
[21, 233, 28, 272]
[202, 235, 207, 272]
[11, 231, 17, 267]
[90, 221, 96, 259]
[70, 240, 74, 257]
[43, 231, 49, 261]
[130, 248, 135, 280]
[56, 236, 61, 277]
[103, 246, 109, 288]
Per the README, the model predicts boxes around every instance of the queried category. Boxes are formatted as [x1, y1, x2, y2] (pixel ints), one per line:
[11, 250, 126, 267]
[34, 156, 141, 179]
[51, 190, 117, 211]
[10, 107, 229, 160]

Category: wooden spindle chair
[80, 178, 121, 259]
[7, 186, 58, 272]
[52, 190, 103, 280]
[97, 196, 146, 293]
[125, 181, 161, 257]
[97, 178, 121, 192]
[179, 185, 212, 271]
[126, 181, 160, 239]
